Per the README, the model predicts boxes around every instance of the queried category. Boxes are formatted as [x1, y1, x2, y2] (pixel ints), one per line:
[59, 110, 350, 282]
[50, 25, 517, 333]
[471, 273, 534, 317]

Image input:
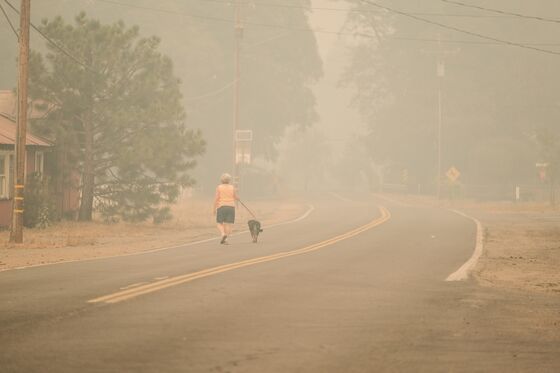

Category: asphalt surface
[1, 195, 559, 372]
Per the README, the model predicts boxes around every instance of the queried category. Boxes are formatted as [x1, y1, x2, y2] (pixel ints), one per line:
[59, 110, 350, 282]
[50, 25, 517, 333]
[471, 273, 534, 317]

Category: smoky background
[1, 0, 559, 205]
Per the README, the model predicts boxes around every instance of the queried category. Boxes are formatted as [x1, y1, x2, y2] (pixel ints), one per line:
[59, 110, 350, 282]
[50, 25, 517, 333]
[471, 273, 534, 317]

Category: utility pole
[437, 51, 443, 199]
[10, 0, 31, 244]
[232, 0, 243, 188]
[422, 34, 459, 199]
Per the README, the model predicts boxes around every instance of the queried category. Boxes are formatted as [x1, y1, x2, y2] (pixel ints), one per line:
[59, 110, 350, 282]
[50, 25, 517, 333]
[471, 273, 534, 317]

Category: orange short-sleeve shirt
[214, 184, 237, 208]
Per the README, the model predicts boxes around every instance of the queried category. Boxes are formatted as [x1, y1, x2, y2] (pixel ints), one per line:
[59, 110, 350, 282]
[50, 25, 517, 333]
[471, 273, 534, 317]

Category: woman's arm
[234, 187, 239, 201]
[213, 187, 220, 212]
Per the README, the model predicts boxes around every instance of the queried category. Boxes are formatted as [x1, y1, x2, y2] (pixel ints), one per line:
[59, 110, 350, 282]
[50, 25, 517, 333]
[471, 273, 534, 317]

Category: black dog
[248, 219, 263, 243]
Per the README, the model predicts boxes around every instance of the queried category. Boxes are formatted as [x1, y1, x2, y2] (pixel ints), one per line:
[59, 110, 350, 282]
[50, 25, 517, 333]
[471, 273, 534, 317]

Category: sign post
[235, 130, 252, 165]
[235, 130, 252, 191]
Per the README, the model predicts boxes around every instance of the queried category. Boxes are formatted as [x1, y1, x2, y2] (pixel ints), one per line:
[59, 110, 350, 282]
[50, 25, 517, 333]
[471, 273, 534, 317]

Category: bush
[23, 172, 57, 228]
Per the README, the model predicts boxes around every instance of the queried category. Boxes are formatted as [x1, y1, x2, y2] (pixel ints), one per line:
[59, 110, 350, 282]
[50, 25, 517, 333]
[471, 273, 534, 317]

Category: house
[0, 91, 79, 228]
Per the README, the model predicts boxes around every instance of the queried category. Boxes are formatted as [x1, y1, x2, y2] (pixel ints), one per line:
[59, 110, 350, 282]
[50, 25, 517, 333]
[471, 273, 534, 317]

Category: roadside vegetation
[0, 1, 323, 233]
[28, 13, 205, 223]
[336, 1, 560, 198]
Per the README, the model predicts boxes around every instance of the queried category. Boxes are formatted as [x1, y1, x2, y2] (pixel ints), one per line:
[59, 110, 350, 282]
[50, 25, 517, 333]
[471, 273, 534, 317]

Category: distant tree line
[339, 0, 560, 196]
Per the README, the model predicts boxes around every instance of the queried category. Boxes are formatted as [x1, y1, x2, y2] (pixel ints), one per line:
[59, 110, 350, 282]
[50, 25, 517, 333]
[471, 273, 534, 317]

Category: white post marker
[446, 210, 484, 281]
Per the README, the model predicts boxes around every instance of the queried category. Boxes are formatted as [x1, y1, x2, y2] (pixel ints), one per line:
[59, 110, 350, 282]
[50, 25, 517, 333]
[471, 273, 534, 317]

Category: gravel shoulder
[0, 195, 307, 271]
[467, 205, 560, 294]
[380, 193, 560, 365]
[381, 193, 560, 295]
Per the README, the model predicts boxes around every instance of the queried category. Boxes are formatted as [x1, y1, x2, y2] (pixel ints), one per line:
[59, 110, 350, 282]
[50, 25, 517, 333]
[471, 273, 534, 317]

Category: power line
[95, 0, 240, 25]
[4, 0, 95, 72]
[0, 1, 18, 40]
[194, 0, 521, 18]
[95, 0, 359, 37]
[184, 79, 237, 102]
[390, 36, 560, 47]
[92, 0, 560, 48]
[93, 0, 364, 36]
[360, 0, 560, 56]
[440, 0, 560, 24]
[244, 31, 294, 49]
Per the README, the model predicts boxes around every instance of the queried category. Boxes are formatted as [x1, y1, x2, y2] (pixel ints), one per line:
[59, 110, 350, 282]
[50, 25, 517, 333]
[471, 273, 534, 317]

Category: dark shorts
[216, 206, 235, 224]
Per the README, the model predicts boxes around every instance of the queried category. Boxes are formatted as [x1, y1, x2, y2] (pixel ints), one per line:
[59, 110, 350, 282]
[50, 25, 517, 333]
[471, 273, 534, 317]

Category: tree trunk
[78, 117, 95, 221]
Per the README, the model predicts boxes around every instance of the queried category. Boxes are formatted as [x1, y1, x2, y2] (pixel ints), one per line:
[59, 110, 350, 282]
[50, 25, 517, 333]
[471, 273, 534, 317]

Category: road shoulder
[377, 193, 560, 295]
[0, 197, 307, 271]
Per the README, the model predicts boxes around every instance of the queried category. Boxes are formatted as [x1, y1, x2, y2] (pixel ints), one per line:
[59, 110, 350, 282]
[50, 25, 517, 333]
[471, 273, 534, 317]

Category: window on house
[0, 154, 8, 199]
[35, 151, 44, 174]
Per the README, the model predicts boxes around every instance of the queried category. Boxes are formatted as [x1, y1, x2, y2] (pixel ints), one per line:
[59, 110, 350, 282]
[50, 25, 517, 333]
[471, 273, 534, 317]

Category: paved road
[1, 195, 559, 372]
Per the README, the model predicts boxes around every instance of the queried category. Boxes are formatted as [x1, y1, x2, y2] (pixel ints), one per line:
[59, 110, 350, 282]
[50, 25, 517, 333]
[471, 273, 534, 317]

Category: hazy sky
[308, 0, 365, 157]
[309, 0, 348, 59]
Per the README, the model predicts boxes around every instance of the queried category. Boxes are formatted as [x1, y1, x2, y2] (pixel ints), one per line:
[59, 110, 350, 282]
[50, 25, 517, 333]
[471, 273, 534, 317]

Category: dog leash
[237, 199, 257, 219]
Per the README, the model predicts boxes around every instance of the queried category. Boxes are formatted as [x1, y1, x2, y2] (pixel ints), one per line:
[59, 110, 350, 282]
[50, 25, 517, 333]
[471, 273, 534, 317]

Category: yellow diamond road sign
[446, 167, 461, 182]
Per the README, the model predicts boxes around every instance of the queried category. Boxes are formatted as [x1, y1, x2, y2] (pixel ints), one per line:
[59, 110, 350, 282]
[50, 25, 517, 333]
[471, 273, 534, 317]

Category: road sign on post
[401, 169, 409, 184]
[235, 130, 252, 165]
[446, 166, 461, 183]
[536, 162, 548, 182]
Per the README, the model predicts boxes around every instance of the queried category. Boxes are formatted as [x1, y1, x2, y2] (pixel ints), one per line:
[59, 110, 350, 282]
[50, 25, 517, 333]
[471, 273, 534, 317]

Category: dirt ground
[382, 193, 560, 295]
[466, 204, 560, 295]
[0, 193, 307, 271]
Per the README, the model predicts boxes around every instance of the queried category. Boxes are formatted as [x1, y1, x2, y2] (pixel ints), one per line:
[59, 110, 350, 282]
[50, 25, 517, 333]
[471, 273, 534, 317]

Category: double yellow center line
[88, 206, 391, 305]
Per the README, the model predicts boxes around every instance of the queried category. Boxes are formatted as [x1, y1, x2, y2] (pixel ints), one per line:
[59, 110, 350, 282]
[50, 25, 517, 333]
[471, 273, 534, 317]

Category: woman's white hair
[220, 173, 232, 184]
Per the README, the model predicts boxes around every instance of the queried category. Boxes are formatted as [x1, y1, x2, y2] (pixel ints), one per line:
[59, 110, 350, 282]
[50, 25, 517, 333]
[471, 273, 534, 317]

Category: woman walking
[214, 173, 238, 244]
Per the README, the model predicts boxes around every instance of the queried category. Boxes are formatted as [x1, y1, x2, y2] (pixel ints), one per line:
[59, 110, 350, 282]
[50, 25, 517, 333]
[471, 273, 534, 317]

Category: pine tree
[28, 13, 205, 222]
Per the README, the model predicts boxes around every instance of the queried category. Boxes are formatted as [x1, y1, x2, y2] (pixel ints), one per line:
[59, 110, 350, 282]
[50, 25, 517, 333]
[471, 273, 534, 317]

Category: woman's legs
[219, 223, 228, 244]
[217, 207, 234, 244]
[224, 223, 232, 236]
[217, 223, 225, 237]
[217, 224, 233, 244]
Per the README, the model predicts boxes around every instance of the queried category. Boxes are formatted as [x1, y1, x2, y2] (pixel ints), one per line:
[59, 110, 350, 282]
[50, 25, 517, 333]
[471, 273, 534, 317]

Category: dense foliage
[28, 14, 205, 221]
[23, 172, 57, 228]
[340, 1, 560, 195]
[1, 1, 322, 191]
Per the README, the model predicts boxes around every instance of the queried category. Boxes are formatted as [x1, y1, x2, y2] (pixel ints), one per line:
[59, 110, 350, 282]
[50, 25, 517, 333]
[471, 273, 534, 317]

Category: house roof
[0, 90, 52, 147]
[0, 113, 51, 147]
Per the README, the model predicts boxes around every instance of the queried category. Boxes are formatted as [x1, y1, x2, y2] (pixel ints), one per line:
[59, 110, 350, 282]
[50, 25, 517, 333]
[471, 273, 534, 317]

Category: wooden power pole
[421, 34, 459, 199]
[232, 0, 243, 188]
[10, 0, 31, 243]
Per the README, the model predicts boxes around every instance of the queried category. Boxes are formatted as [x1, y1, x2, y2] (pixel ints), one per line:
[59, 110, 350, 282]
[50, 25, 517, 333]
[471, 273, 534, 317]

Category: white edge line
[372, 194, 483, 282]
[445, 209, 484, 282]
[329, 192, 353, 203]
[1, 204, 315, 273]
